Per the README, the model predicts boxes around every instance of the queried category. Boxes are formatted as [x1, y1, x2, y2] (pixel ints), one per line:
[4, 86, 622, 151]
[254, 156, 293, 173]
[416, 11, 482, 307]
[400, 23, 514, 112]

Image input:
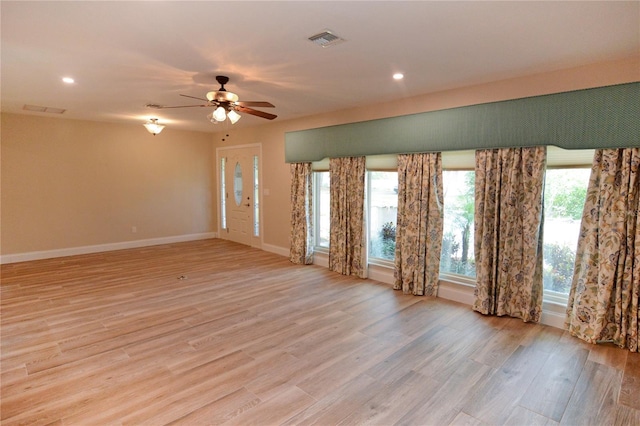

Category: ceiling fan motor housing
[206, 91, 239, 103]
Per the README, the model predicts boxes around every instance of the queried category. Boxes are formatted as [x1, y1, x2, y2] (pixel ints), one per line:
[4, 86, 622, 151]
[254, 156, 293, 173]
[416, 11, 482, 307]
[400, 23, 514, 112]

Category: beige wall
[1, 114, 213, 255]
[213, 57, 639, 251]
[1, 57, 637, 257]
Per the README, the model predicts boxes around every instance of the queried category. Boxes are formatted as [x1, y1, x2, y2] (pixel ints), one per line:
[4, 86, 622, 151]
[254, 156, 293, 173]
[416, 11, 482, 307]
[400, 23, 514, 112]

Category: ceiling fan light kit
[227, 109, 241, 124]
[213, 106, 227, 122]
[147, 75, 276, 126]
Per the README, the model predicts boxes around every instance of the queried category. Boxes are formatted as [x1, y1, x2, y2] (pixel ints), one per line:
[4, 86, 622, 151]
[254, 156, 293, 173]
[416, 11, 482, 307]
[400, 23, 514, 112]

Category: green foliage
[543, 243, 576, 293]
[547, 185, 587, 220]
[544, 170, 590, 221]
[379, 222, 396, 259]
[380, 222, 396, 242]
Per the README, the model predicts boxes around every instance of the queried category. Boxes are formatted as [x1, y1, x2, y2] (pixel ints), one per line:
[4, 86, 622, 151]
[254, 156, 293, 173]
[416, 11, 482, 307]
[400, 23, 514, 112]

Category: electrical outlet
[131, 226, 137, 233]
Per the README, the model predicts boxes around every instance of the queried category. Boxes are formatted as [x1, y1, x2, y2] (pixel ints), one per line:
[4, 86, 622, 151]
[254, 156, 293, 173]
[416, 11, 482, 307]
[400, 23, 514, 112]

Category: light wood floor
[1, 239, 638, 426]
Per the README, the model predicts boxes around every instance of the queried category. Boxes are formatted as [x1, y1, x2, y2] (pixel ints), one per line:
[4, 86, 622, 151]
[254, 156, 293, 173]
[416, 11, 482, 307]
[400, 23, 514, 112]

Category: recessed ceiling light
[62, 77, 75, 84]
[393, 73, 404, 80]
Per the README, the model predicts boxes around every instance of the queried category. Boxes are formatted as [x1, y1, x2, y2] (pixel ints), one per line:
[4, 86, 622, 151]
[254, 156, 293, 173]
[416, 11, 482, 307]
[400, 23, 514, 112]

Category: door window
[234, 162, 243, 206]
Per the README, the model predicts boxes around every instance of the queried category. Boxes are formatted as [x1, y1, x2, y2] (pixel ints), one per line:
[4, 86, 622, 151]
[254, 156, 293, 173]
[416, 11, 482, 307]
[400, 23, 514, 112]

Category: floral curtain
[289, 162, 314, 265]
[394, 153, 444, 296]
[473, 147, 547, 323]
[329, 157, 367, 278]
[566, 148, 639, 352]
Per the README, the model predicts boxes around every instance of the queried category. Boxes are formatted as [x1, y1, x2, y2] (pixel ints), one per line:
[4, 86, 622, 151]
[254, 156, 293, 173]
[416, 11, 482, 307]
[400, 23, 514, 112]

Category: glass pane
[543, 168, 590, 294]
[253, 155, 259, 237]
[233, 162, 242, 206]
[220, 157, 226, 229]
[315, 172, 330, 247]
[441, 170, 476, 277]
[368, 172, 398, 261]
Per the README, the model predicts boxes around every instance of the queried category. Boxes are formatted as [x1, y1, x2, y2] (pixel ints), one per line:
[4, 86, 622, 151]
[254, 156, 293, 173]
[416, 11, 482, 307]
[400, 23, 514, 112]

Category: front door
[218, 146, 260, 248]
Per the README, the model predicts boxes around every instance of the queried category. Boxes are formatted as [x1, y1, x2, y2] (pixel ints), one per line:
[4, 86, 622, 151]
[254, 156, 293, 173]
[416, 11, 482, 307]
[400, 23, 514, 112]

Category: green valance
[284, 82, 639, 163]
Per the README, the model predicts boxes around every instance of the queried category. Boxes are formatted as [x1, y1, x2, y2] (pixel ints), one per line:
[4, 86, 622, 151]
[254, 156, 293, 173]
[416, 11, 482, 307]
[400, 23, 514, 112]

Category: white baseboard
[0, 232, 218, 264]
[540, 302, 568, 329]
[261, 243, 289, 257]
[437, 280, 477, 306]
[436, 279, 566, 329]
[313, 251, 329, 268]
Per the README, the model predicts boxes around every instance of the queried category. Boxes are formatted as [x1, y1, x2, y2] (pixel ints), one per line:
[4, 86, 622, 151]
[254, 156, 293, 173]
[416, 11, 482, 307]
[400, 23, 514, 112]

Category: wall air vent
[308, 30, 345, 48]
[23, 104, 66, 114]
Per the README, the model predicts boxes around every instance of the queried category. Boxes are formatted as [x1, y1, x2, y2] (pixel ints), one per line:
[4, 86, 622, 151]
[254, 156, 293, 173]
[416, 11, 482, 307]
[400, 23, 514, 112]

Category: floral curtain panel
[289, 162, 314, 265]
[394, 153, 444, 296]
[566, 148, 639, 352]
[473, 147, 547, 323]
[329, 157, 367, 278]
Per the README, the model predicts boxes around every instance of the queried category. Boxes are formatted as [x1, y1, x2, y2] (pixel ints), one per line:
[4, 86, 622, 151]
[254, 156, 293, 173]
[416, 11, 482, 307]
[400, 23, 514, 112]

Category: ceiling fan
[146, 75, 277, 124]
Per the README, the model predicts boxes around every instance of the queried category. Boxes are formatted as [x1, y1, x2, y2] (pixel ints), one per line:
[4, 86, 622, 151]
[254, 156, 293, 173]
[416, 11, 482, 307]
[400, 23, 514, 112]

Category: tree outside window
[441, 171, 476, 277]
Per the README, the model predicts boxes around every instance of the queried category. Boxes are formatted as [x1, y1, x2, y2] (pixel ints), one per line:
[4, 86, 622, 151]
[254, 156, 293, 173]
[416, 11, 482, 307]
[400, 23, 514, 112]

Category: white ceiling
[2, 1, 638, 133]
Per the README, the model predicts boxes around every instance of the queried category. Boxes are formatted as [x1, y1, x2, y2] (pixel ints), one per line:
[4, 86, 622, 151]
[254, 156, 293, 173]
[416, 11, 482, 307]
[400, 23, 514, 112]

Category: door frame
[216, 143, 263, 249]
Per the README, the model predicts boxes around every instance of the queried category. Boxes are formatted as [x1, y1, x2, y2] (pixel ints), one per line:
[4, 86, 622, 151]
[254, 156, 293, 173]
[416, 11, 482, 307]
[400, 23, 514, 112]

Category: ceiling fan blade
[235, 101, 275, 108]
[148, 104, 209, 109]
[180, 94, 209, 101]
[236, 106, 277, 120]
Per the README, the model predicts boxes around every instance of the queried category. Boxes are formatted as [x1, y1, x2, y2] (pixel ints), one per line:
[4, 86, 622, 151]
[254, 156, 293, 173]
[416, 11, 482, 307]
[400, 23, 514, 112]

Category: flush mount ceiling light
[143, 118, 165, 135]
[393, 73, 404, 80]
[62, 77, 75, 84]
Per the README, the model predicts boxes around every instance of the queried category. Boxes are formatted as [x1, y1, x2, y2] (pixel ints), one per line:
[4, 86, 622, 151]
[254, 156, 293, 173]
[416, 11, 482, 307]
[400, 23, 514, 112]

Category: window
[368, 172, 398, 261]
[314, 171, 330, 248]
[542, 168, 590, 294]
[253, 155, 260, 237]
[220, 157, 226, 229]
[440, 170, 476, 278]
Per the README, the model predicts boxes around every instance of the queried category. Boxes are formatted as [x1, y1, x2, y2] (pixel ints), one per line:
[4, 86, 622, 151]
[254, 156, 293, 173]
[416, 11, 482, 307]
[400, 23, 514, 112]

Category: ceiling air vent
[308, 30, 345, 48]
[23, 104, 66, 114]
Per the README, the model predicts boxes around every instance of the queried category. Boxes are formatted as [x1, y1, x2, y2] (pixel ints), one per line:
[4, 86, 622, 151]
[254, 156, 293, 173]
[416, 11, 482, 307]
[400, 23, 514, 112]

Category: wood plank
[167, 387, 261, 425]
[520, 344, 589, 421]
[282, 373, 381, 426]
[447, 412, 486, 426]
[462, 344, 551, 424]
[223, 386, 316, 426]
[470, 317, 531, 368]
[620, 352, 640, 409]
[560, 360, 623, 425]
[503, 406, 559, 425]
[336, 370, 443, 425]
[396, 358, 493, 426]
